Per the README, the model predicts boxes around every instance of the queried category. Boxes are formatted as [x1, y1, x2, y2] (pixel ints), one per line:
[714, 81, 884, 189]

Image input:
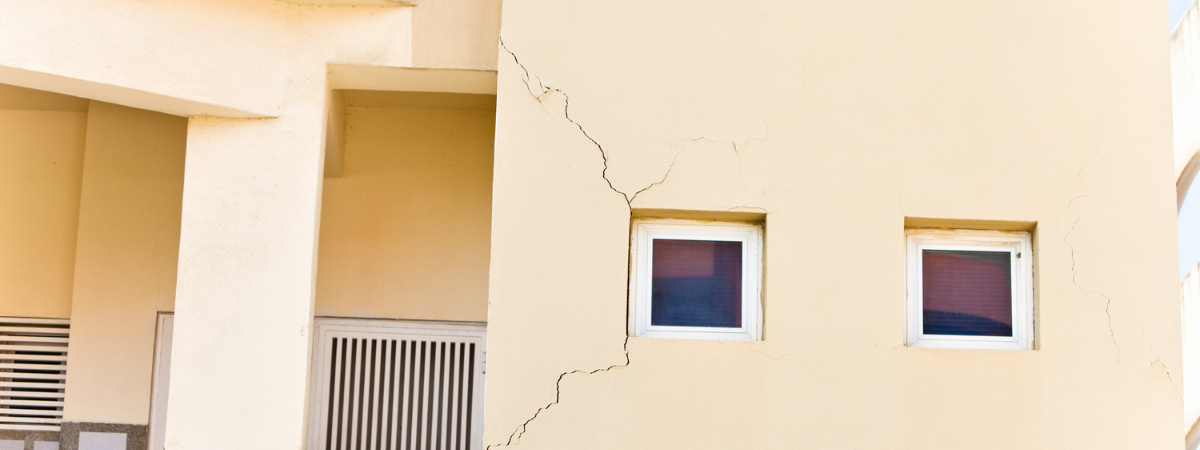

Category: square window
[630, 219, 762, 341]
[906, 229, 1033, 350]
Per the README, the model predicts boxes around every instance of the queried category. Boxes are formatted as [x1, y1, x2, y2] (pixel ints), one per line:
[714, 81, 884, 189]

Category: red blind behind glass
[651, 239, 743, 328]
[921, 250, 1012, 337]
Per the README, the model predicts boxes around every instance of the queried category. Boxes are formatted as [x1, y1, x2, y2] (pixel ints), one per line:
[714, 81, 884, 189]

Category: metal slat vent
[308, 320, 486, 450]
[0, 317, 68, 431]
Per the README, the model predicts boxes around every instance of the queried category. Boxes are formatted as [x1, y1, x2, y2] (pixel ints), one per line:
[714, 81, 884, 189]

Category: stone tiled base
[0, 429, 60, 450]
[0, 423, 146, 450]
[59, 423, 145, 450]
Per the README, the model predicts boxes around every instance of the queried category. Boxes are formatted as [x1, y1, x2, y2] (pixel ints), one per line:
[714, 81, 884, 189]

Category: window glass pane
[651, 239, 743, 328]
[922, 250, 1012, 337]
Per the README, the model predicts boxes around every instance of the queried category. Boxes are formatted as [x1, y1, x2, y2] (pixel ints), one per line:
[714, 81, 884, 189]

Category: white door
[147, 314, 173, 450]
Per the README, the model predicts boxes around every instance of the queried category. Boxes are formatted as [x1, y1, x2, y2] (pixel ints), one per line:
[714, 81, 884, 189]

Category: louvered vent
[308, 320, 486, 450]
[0, 317, 68, 431]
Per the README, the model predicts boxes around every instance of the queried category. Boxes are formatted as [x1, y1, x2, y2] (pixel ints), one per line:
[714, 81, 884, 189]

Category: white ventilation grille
[308, 319, 486, 450]
[0, 317, 69, 431]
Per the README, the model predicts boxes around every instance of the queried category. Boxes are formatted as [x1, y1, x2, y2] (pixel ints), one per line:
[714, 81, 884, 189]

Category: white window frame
[905, 229, 1033, 351]
[629, 219, 762, 341]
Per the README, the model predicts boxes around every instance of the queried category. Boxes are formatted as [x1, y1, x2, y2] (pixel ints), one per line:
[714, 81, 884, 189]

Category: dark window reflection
[651, 239, 743, 328]
[922, 250, 1012, 337]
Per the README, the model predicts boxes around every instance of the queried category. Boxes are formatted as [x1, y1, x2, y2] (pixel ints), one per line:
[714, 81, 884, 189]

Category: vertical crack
[1064, 128, 1119, 359]
[731, 141, 747, 186]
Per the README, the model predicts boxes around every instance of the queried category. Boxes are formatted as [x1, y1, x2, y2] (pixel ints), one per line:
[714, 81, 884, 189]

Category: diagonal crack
[1140, 319, 1183, 401]
[494, 38, 771, 449]
[501, 37, 658, 209]
[489, 339, 631, 449]
[628, 152, 683, 204]
[1064, 126, 1119, 359]
[490, 38, 674, 449]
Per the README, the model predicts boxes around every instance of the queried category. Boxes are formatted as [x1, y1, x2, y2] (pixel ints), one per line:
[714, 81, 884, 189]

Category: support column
[63, 101, 187, 445]
[163, 78, 327, 450]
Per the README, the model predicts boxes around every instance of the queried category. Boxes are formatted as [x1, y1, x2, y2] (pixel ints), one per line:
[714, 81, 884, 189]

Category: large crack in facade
[488, 339, 632, 449]
[1064, 130, 1181, 396]
[501, 37, 646, 208]
[494, 38, 773, 449]
[492, 38, 1178, 450]
[488, 38, 656, 449]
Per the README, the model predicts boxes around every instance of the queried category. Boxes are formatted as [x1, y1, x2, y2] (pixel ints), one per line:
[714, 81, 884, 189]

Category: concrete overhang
[328, 65, 497, 96]
[0, 84, 89, 112]
[0, 65, 271, 119]
[323, 66, 497, 178]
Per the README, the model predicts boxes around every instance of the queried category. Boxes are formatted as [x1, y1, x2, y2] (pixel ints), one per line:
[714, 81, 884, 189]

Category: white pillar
[163, 78, 326, 450]
[63, 101, 187, 426]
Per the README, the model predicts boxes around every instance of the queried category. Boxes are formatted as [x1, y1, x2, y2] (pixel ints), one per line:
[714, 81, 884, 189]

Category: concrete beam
[0, 84, 88, 111]
[328, 65, 496, 95]
[323, 66, 497, 178]
[0, 65, 270, 118]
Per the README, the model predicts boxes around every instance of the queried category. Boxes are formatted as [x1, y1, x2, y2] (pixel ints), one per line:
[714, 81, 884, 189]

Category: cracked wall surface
[484, 0, 1181, 448]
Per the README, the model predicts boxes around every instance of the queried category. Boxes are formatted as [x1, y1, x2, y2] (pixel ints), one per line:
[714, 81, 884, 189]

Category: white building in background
[1172, 2, 1200, 448]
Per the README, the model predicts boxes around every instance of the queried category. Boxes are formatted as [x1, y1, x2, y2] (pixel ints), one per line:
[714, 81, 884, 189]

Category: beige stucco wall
[0, 0, 413, 117]
[316, 103, 494, 322]
[0, 0, 498, 447]
[0, 87, 188, 427]
[485, 1, 1181, 449]
[412, 0, 502, 71]
[63, 101, 186, 425]
[0, 90, 87, 319]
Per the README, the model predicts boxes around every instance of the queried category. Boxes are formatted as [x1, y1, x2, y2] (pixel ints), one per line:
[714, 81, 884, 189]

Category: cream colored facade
[486, 1, 1180, 449]
[0, 0, 1184, 449]
[317, 96, 495, 323]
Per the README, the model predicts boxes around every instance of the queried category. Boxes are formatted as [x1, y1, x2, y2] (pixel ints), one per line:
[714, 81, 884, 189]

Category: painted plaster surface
[0, 0, 507, 446]
[317, 105, 494, 322]
[485, 1, 1181, 449]
[0, 0, 413, 117]
[0, 85, 88, 112]
[1, 0, 501, 447]
[63, 102, 186, 425]
[167, 88, 327, 450]
[0, 108, 86, 319]
[412, 0, 502, 70]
